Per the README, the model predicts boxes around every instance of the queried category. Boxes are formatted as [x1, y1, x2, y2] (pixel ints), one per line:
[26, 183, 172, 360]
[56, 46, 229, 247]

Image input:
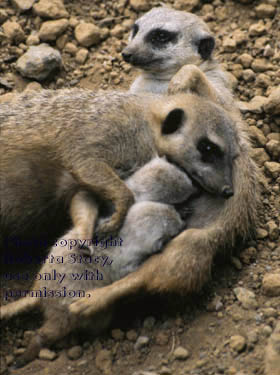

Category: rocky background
[0, 0, 279, 375]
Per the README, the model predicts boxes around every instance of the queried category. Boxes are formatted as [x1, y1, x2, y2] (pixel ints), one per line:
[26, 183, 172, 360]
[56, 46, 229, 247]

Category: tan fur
[0, 78, 245, 366]
[0, 88, 239, 255]
[68, 68, 260, 328]
[0, 157, 195, 367]
[0, 90, 153, 245]
[0, 296, 39, 320]
[0, 90, 171, 249]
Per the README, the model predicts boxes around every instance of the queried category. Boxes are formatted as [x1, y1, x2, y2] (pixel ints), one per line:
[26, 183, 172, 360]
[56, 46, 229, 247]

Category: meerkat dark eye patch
[146, 29, 178, 49]
[197, 36, 215, 60]
[131, 23, 139, 38]
[197, 137, 224, 163]
[162, 108, 185, 135]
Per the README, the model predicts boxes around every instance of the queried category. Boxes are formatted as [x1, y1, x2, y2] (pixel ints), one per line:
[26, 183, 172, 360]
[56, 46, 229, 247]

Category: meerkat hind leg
[14, 284, 114, 368]
[14, 310, 73, 368]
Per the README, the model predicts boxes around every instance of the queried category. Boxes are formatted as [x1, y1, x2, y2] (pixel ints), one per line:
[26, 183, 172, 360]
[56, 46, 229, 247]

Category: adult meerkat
[122, 7, 234, 108]
[1, 106, 240, 366]
[0, 88, 236, 258]
[0, 83, 242, 366]
[69, 67, 260, 327]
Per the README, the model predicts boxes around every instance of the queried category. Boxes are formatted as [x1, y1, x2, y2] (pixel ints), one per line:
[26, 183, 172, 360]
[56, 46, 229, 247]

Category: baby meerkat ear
[162, 108, 185, 135]
[197, 35, 215, 60]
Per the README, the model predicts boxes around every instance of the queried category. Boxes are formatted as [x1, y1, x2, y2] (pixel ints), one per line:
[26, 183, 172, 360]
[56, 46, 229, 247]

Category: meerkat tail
[0, 297, 39, 320]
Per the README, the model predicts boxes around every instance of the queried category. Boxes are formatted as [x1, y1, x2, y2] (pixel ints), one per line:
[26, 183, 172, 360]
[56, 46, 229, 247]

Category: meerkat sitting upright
[122, 7, 234, 108]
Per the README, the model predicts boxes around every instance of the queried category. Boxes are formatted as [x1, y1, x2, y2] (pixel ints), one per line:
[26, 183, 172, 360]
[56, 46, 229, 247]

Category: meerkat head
[126, 156, 196, 205]
[122, 7, 215, 76]
[152, 95, 239, 199]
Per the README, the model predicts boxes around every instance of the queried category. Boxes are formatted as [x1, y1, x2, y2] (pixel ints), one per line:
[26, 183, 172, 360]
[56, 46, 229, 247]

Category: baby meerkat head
[122, 7, 215, 75]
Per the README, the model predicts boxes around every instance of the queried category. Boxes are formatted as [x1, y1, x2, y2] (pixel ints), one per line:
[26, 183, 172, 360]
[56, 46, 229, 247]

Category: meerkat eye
[131, 23, 139, 38]
[162, 108, 185, 135]
[146, 29, 178, 48]
[197, 138, 224, 163]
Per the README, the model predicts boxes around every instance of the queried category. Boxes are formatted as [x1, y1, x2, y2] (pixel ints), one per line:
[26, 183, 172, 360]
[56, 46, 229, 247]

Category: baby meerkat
[0, 157, 196, 367]
[123, 7, 234, 107]
[0, 88, 237, 257]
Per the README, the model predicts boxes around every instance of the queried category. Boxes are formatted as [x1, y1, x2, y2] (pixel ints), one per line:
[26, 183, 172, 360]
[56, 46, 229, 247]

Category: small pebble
[39, 348, 57, 361]
[135, 336, 150, 350]
[229, 335, 246, 353]
[173, 346, 190, 360]
[67, 345, 83, 360]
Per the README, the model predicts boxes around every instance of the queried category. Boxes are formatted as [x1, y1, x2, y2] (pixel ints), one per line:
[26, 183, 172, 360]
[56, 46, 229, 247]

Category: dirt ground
[0, 0, 279, 374]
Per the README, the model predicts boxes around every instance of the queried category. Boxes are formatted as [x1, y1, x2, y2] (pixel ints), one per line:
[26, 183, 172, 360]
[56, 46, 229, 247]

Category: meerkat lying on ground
[0, 87, 236, 259]
[0, 75, 243, 366]
[122, 7, 234, 108]
[68, 67, 260, 331]
[1, 95, 240, 365]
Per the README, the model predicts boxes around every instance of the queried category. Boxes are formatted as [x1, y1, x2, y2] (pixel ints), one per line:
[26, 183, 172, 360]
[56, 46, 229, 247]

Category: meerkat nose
[122, 52, 132, 63]
[221, 185, 234, 199]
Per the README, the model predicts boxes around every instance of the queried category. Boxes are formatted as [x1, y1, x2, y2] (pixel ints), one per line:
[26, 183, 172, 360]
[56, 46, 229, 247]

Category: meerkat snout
[122, 51, 133, 63]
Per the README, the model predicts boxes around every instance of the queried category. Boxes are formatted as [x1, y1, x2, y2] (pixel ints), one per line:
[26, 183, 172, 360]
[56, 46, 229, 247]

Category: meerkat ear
[198, 35, 215, 60]
[162, 108, 185, 135]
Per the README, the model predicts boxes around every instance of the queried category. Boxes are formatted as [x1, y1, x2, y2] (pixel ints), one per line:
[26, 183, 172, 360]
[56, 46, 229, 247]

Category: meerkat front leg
[70, 191, 99, 254]
[69, 227, 213, 318]
[71, 160, 134, 237]
[168, 64, 218, 103]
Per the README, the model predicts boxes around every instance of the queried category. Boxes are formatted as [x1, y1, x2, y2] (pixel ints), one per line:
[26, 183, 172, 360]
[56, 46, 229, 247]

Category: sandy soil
[0, 0, 279, 374]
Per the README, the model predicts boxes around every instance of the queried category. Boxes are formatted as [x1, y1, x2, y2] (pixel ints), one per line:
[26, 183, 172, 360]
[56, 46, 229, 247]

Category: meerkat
[0, 87, 237, 258]
[0, 157, 195, 367]
[122, 6, 234, 108]
[68, 67, 260, 327]
[0, 82, 243, 366]
[104, 157, 196, 280]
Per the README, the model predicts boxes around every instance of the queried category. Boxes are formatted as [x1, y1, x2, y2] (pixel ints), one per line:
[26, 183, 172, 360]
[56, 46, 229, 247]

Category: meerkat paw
[59, 228, 95, 255]
[69, 287, 111, 318]
[12, 334, 42, 369]
[97, 214, 121, 238]
[97, 194, 134, 237]
[76, 238, 95, 256]
[83, 243, 95, 255]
